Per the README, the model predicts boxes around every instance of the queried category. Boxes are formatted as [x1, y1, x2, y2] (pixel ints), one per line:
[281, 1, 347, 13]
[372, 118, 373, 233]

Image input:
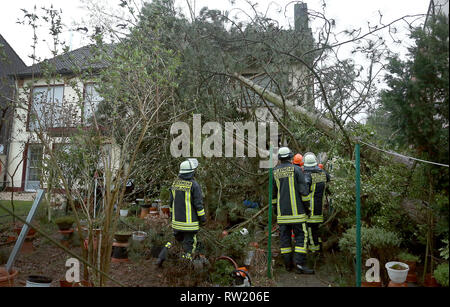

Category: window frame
[27, 84, 66, 131]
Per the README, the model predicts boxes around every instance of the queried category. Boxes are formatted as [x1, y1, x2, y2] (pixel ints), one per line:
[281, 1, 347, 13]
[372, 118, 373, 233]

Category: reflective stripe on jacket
[169, 173, 205, 231]
[302, 166, 330, 223]
[272, 162, 309, 224]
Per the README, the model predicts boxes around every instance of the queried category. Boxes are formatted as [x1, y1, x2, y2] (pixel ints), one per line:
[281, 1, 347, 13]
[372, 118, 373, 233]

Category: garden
[0, 0, 448, 288]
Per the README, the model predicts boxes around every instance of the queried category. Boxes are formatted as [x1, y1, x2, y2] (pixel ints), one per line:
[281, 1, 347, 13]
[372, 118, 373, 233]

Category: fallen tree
[235, 73, 415, 168]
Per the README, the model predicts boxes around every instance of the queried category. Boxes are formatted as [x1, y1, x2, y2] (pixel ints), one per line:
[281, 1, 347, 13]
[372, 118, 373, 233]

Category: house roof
[0, 34, 27, 77]
[15, 44, 111, 78]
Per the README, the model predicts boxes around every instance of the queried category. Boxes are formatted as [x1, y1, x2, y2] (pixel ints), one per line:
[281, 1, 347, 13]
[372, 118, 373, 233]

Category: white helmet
[179, 160, 195, 174]
[278, 147, 293, 160]
[187, 158, 199, 170]
[303, 152, 318, 167]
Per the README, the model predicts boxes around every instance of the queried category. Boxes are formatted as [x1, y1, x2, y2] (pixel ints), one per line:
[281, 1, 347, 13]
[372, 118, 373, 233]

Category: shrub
[54, 216, 75, 225]
[434, 263, 449, 287]
[220, 231, 251, 263]
[338, 226, 402, 262]
[210, 259, 235, 286]
[397, 251, 420, 263]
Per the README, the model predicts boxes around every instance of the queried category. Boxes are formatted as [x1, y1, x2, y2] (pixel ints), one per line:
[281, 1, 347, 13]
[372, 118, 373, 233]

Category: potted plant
[137, 198, 151, 218]
[119, 203, 130, 217]
[13, 223, 36, 236]
[114, 230, 132, 243]
[25, 275, 52, 287]
[54, 216, 75, 231]
[385, 261, 409, 284]
[397, 251, 420, 282]
[0, 266, 18, 287]
[132, 231, 147, 242]
[59, 280, 93, 287]
[433, 262, 448, 287]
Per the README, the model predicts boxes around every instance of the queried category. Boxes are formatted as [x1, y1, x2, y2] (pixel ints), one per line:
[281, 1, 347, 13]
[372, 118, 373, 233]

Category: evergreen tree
[379, 13, 449, 169]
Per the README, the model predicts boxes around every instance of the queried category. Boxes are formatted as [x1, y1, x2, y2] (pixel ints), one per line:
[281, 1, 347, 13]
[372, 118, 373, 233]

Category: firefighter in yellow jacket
[301, 152, 330, 255]
[272, 147, 314, 274]
[169, 159, 206, 261]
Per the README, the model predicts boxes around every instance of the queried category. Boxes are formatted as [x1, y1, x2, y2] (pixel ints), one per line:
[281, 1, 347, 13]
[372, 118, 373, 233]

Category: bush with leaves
[434, 262, 449, 287]
[219, 231, 252, 264]
[209, 259, 235, 286]
[338, 226, 402, 264]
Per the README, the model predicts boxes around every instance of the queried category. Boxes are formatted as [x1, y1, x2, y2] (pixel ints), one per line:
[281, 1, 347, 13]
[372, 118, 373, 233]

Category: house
[5, 2, 314, 192]
[6, 45, 109, 192]
[238, 2, 315, 122]
[425, 0, 449, 26]
[0, 34, 27, 190]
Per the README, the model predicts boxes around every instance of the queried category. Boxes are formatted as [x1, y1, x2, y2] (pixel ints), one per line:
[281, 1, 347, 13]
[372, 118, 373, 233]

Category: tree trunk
[235, 74, 414, 167]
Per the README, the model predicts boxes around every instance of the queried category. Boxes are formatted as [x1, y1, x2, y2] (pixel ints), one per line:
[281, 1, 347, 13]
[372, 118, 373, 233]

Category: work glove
[200, 216, 207, 226]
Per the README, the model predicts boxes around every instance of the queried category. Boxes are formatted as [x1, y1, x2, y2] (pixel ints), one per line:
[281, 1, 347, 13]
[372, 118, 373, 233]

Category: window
[84, 83, 103, 122]
[25, 144, 43, 191]
[29, 85, 64, 130]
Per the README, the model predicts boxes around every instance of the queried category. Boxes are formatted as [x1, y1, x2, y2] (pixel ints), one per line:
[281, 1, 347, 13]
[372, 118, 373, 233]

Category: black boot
[283, 254, 294, 271]
[295, 263, 315, 274]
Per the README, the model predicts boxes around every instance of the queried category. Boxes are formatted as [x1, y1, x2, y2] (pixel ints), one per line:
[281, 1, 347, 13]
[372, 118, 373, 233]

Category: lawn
[0, 200, 34, 224]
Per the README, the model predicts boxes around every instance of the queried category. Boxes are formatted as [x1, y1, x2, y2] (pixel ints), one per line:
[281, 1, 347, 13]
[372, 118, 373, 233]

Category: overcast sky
[0, 0, 430, 67]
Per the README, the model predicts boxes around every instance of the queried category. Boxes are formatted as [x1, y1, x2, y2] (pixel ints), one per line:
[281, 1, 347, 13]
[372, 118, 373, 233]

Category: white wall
[7, 76, 93, 189]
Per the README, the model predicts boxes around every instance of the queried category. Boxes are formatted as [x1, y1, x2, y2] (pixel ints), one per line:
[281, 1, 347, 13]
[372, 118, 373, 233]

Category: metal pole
[355, 143, 361, 287]
[6, 189, 45, 273]
[267, 146, 273, 278]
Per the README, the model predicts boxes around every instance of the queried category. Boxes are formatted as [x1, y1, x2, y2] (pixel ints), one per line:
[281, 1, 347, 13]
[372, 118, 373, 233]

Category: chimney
[294, 2, 309, 32]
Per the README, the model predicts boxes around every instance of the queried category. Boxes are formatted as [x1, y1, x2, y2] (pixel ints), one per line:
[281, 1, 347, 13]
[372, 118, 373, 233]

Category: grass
[0, 200, 34, 224]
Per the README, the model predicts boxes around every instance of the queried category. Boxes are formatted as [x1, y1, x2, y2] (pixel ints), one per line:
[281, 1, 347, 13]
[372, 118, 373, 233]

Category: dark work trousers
[173, 230, 198, 256]
[279, 223, 308, 266]
[307, 223, 321, 252]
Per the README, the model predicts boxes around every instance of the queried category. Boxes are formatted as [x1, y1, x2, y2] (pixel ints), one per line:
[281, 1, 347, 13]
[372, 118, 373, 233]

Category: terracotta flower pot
[21, 241, 34, 254]
[406, 272, 417, 283]
[14, 226, 36, 236]
[388, 281, 408, 287]
[361, 281, 382, 287]
[424, 274, 439, 287]
[161, 207, 170, 217]
[59, 280, 93, 287]
[140, 207, 150, 219]
[0, 267, 18, 287]
[403, 260, 416, 272]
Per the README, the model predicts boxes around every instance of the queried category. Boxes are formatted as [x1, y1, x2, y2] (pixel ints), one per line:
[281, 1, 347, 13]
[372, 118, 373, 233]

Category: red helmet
[293, 154, 303, 166]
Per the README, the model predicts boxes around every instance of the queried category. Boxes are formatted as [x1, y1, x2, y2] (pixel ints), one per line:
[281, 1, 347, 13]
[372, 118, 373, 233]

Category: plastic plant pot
[132, 231, 147, 242]
[26, 275, 52, 287]
[120, 209, 129, 217]
[385, 261, 409, 284]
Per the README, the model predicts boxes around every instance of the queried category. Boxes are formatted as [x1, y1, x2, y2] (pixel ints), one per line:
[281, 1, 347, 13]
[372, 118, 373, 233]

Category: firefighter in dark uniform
[169, 159, 206, 261]
[272, 147, 314, 274]
[301, 152, 330, 254]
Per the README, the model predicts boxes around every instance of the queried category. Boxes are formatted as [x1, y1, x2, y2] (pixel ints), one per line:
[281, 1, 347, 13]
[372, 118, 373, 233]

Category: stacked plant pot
[55, 217, 75, 248]
[111, 232, 132, 263]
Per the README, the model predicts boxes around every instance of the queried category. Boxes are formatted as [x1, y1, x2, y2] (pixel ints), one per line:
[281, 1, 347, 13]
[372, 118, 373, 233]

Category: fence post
[355, 143, 362, 287]
[267, 146, 273, 278]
